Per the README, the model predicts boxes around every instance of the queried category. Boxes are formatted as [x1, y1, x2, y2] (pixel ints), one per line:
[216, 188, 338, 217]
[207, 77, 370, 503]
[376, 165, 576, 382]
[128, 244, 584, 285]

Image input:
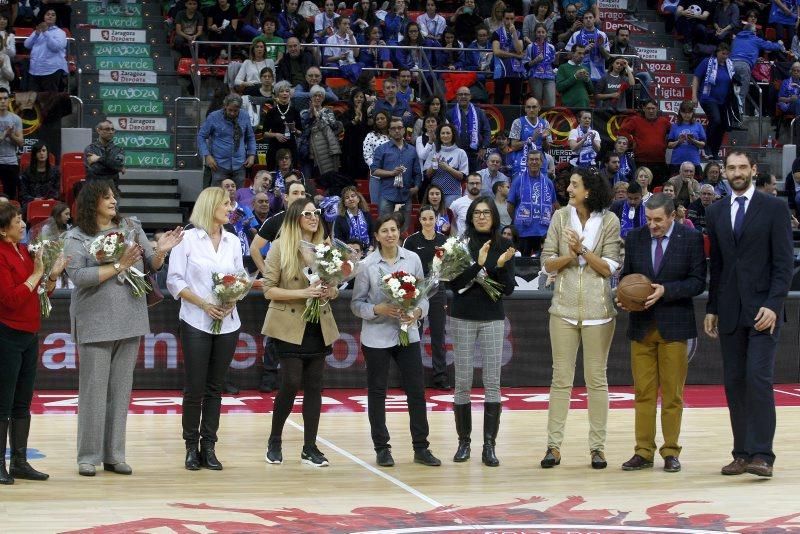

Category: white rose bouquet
[28, 237, 64, 317]
[431, 236, 503, 301]
[86, 230, 152, 298]
[299, 239, 358, 323]
[209, 271, 253, 334]
[379, 270, 436, 346]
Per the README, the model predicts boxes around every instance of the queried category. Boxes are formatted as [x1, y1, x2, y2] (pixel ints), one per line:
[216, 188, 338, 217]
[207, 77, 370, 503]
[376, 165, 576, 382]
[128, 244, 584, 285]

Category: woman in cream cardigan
[262, 197, 339, 468]
[540, 166, 621, 470]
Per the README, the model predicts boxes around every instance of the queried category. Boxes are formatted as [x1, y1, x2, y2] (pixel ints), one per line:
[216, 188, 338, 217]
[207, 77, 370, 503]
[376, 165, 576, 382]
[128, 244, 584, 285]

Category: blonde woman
[167, 187, 242, 471]
[264, 198, 340, 467]
[635, 166, 654, 204]
[541, 167, 621, 470]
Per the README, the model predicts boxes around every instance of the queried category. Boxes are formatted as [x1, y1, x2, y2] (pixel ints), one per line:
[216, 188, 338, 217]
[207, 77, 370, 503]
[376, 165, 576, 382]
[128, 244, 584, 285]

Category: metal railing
[69, 95, 84, 128]
[174, 96, 201, 169]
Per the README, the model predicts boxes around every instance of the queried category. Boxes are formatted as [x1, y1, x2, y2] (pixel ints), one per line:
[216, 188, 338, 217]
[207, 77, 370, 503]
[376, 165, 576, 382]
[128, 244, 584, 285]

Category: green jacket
[555, 61, 594, 108]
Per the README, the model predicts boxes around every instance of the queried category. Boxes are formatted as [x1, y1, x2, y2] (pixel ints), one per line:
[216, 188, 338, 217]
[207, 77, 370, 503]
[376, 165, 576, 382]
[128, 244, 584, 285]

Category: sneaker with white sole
[265, 439, 282, 464]
[301, 445, 330, 467]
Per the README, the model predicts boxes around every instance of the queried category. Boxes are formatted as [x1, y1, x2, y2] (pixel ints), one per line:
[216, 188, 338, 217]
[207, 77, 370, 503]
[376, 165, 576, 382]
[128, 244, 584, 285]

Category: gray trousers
[451, 318, 504, 405]
[77, 337, 140, 465]
[733, 60, 752, 114]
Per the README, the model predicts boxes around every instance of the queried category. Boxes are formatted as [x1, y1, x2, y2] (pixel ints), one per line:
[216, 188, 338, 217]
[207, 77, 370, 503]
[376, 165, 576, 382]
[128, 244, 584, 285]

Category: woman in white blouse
[415, 114, 439, 175]
[363, 110, 390, 208]
[166, 187, 245, 472]
[234, 40, 275, 92]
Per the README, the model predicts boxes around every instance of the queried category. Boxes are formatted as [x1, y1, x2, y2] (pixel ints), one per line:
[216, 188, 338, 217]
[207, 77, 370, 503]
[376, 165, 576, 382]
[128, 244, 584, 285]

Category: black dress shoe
[621, 454, 653, 470]
[745, 458, 773, 477]
[376, 448, 394, 467]
[185, 448, 201, 470]
[259, 382, 276, 393]
[664, 456, 681, 473]
[413, 449, 442, 466]
[224, 382, 240, 395]
[200, 445, 223, 470]
[432, 380, 451, 390]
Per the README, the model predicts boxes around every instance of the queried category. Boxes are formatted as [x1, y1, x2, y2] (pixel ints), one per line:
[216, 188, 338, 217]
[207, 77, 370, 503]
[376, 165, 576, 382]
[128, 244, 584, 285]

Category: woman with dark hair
[364, 110, 391, 207]
[403, 205, 449, 389]
[0, 202, 66, 485]
[501, 224, 520, 249]
[524, 23, 557, 108]
[23, 8, 68, 92]
[540, 166, 621, 470]
[422, 184, 454, 236]
[396, 22, 436, 74]
[701, 160, 731, 198]
[415, 114, 439, 180]
[596, 56, 636, 111]
[691, 42, 733, 160]
[351, 0, 378, 43]
[233, 40, 275, 91]
[243, 66, 275, 99]
[64, 181, 182, 476]
[423, 124, 469, 208]
[264, 198, 340, 467]
[351, 213, 441, 468]
[383, 0, 410, 45]
[20, 143, 61, 212]
[522, 0, 554, 43]
[342, 88, 375, 180]
[333, 185, 374, 249]
[449, 196, 516, 466]
[241, 0, 269, 40]
[277, 0, 303, 38]
[437, 28, 466, 71]
[357, 26, 391, 70]
[666, 100, 706, 175]
[262, 80, 300, 169]
[412, 94, 448, 140]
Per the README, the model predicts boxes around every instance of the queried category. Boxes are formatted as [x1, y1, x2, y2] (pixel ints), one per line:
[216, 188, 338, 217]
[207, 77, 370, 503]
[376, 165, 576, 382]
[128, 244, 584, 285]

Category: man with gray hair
[197, 93, 256, 188]
[667, 162, 701, 208]
[687, 183, 717, 231]
[84, 119, 126, 186]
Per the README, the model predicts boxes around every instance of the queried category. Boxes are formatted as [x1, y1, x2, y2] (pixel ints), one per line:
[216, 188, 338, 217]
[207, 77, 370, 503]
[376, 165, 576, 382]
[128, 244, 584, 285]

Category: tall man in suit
[704, 150, 794, 478]
[618, 193, 706, 473]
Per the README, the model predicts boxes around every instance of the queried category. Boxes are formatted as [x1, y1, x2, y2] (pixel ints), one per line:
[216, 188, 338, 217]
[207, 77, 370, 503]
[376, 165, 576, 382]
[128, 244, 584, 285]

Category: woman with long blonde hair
[263, 198, 340, 467]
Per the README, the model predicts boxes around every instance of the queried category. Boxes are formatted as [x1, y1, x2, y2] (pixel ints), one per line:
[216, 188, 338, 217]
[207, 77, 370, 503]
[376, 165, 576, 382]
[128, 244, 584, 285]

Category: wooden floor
[4, 399, 800, 533]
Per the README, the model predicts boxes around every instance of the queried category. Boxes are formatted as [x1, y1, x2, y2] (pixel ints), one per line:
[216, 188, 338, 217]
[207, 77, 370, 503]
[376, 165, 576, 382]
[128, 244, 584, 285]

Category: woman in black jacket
[20, 143, 60, 213]
[332, 186, 373, 250]
[341, 88, 374, 181]
[449, 196, 516, 467]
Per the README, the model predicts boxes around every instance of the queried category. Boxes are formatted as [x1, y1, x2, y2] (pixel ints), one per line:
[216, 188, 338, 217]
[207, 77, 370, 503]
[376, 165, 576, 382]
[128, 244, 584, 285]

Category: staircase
[71, 0, 199, 230]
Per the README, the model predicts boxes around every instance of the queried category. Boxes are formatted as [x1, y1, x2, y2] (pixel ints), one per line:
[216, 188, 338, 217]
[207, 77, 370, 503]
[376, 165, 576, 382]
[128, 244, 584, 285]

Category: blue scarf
[577, 127, 597, 167]
[348, 210, 369, 245]
[528, 41, 555, 79]
[619, 201, 645, 237]
[618, 153, 631, 182]
[515, 171, 552, 226]
[702, 56, 734, 99]
[435, 212, 450, 233]
[274, 170, 285, 193]
[452, 103, 479, 151]
[494, 26, 525, 78]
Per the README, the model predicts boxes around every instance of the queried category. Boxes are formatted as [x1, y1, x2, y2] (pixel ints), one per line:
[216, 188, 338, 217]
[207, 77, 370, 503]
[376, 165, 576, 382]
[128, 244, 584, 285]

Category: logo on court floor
[63, 496, 800, 532]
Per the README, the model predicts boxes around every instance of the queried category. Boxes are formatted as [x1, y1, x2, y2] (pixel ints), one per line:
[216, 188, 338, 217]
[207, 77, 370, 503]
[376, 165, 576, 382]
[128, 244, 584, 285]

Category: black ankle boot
[200, 442, 223, 470]
[9, 417, 48, 481]
[453, 402, 471, 462]
[0, 419, 13, 485]
[481, 402, 501, 467]
[185, 444, 201, 471]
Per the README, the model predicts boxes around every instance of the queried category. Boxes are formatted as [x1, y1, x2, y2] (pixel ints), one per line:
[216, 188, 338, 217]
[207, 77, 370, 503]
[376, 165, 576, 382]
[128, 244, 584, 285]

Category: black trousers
[419, 290, 447, 384]
[720, 325, 780, 464]
[518, 235, 544, 257]
[362, 343, 430, 452]
[269, 355, 325, 447]
[28, 70, 67, 93]
[0, 164, 20, 201]
[493, 77, 523, 106]
[180, 321, 239, 446]
[0, 322, 38, 419]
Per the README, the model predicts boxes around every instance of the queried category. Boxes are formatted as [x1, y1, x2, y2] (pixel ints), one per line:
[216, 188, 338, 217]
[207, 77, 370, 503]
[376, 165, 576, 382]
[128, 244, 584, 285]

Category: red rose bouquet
[379, 270, 436, 346]
[210, 271, 253, 334]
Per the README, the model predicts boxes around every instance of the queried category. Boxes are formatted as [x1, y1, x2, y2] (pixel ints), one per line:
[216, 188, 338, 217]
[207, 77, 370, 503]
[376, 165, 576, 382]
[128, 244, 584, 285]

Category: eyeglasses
[473, 210, 492, 218]
[301, 209, 322, 218]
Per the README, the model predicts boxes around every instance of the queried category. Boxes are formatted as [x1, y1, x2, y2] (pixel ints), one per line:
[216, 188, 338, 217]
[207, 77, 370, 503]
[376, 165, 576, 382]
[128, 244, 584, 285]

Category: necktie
[653, 236, 664, 273]
[733, 196, 746, 241]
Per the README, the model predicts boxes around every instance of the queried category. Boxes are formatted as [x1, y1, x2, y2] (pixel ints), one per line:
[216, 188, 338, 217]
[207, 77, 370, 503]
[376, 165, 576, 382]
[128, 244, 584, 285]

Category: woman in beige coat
[262, 198, 339, 467]
[540, 166, 621, 470]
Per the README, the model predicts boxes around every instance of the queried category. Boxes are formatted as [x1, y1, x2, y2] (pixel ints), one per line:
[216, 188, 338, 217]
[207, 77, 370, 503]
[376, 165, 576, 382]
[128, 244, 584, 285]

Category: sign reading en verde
[114, 133, 172, 150]
[103, 100, 163, 115]
[93, 44, 151, 57]
[87, 16, 143, 28]
[125, 151, 174, 168]
[87, 3, 143, 15]
[96, 57, 154, 70]
[99, 86, 160, 100]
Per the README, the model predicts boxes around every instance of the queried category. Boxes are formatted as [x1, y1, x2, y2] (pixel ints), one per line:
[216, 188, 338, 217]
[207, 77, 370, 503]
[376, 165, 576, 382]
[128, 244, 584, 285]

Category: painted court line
[774, 388, 800, 398]
[285, 419, 444, 508]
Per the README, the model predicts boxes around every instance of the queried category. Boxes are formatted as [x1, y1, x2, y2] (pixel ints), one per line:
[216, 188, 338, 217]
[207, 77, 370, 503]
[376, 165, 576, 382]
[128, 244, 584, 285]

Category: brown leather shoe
[720, 457, 748, 475]
[745, 458, 773, 477]
[540, 448, 561, 468]
[663, 456, 681, 473]
[621, 454, 653, 470]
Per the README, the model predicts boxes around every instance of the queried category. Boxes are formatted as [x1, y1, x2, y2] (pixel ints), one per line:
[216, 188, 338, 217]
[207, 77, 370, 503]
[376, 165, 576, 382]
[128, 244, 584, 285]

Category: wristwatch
[113, 262, 122, 273]
[578, 246, 589, 256]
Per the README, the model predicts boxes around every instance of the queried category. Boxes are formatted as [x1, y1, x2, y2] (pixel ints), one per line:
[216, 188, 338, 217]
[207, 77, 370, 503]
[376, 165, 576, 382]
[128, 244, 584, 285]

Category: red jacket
[0, 241, 41, 333]
[619, 114, 671, 164]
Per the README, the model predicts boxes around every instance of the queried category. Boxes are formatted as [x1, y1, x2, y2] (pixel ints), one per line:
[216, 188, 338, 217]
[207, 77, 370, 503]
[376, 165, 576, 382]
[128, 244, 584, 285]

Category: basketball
[617, 273, 654, 311]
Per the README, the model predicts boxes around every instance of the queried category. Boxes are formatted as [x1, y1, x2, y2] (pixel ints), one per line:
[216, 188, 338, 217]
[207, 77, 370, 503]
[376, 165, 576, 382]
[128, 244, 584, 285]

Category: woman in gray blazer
[64, 180, 182, 477]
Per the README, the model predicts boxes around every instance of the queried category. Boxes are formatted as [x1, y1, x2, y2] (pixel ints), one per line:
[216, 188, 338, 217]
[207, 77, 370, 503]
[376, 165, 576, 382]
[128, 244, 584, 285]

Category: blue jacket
[197, 109, 257, 171]
[730, 29, 784, 68]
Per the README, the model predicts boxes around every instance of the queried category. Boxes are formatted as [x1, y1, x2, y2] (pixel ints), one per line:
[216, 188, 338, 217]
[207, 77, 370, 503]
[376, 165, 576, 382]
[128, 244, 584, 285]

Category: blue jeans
[211, 167, 246, 189]
[379, 197, 411, 233]
[369, 176, 382, 208]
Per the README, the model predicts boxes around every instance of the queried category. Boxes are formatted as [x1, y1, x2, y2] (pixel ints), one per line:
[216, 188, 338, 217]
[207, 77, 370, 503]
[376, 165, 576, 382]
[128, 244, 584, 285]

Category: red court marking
[30, 385, 800, 415]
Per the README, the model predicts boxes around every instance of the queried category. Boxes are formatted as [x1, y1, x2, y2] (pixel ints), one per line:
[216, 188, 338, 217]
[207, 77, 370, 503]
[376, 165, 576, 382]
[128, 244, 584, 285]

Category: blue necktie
[653, 236, 664, 273]
[733, 196, 746, 241]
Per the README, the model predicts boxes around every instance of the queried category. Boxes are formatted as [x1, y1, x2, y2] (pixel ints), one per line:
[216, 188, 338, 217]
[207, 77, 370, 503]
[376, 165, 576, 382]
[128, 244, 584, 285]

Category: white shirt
[730, 183, 755, 229]
[416, 12, 446, 38]
[167, 227, 245, 334]
[325, 31, 356, 65]
[478, 168, 510, 196]
[233, 58, 275, 86]
[450, 194, 475, 236]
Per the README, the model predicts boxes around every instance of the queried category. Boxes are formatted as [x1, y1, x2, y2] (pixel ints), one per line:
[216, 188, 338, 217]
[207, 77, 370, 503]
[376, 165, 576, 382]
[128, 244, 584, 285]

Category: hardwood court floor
[4, 387, 800, 533]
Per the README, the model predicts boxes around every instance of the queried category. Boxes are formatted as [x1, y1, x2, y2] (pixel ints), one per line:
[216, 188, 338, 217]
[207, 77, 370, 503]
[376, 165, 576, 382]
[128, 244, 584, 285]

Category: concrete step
[119, 196, 180, 208]
[120, 178, 180, 194]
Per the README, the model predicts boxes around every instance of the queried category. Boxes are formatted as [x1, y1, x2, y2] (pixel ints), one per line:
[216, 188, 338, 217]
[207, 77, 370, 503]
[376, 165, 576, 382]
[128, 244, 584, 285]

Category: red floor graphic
[30, 385, 800, 415]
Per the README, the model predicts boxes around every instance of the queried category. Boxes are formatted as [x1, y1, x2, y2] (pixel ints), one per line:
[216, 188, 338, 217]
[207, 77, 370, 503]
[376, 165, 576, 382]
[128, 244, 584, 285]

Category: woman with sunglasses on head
[263, 198, 339, 467]
[449, 196, 516, 467]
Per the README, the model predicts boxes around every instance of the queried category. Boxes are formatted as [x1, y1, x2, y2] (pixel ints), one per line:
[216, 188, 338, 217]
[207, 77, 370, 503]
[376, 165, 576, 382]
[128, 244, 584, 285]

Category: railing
[174, 96, 201, 169]
[744, 79, 764, 144]
[69, 95, 84, 128]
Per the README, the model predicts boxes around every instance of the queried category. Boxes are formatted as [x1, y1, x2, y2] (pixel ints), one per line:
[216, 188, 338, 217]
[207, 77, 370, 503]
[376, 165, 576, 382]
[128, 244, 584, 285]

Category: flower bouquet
[210, 271, 253, 334]
[28, 237, 64, 317]
[379, 270, 436, 346]
[87, 231, 152, 297]
[299, 239, 359, 323]
[431, 236, 504, 301]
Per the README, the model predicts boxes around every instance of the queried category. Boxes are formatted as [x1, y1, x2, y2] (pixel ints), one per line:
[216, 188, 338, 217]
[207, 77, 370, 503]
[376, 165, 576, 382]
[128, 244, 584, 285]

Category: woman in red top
[0, 202, 66, 485]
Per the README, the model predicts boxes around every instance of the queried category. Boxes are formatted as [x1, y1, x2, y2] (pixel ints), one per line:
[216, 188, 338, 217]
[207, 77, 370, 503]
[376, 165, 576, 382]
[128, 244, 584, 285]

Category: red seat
[356, 180, 370, 202]
[61, 152, 85, 163]
[653, 186, 663, 193]
[61, 161, 86, 205]
[15, 27, 34, 38]
[26, 199, 58, 227]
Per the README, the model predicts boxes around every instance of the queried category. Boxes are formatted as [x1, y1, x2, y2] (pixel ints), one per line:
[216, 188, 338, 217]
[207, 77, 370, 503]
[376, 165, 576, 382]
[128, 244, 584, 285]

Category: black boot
[0, 419, 13, 485]
[185, 443, 201, 471]
[8, 417, 49, 481]
[200, 441, 223, 470]
[453, 403, 471, 462]
[481, 402, 501, 467]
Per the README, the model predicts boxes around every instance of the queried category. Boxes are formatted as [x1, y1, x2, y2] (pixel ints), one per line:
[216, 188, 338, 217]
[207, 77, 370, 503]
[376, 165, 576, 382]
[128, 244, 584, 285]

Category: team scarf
[619, 201, 646, 237]
[702, 56, 735, 99]
[515, 170, 553, 226]
[518, 116, 546, 174]
[496, 26, 525, 77]
[618, 153, 631, 182]
[528, 40, 555, 79]
[348, 209, 369, 245]
[452, 103, 479, 151]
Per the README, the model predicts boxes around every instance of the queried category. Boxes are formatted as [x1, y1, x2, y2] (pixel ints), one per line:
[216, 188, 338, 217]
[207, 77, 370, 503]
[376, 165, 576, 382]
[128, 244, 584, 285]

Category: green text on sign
[114, 133, 172, 150]
[96, 57, 154, 70]
[87, 16, 143, 28]
[98, 85, 160, 100]
[103, 100, 164, 115]
[87, 3, 143, 15]
[93, 44, 151, 57]
[125, 151, 174, 168]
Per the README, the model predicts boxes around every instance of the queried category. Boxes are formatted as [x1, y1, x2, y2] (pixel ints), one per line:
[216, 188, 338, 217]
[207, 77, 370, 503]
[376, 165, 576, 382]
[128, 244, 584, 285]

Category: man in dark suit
[704, 150, 794, 478]
[618, 193, 706, 473]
